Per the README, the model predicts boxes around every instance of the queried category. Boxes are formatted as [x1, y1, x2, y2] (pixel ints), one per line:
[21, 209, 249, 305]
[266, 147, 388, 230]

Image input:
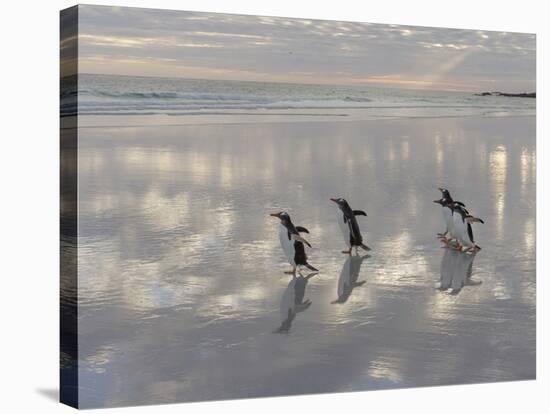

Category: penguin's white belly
[279, 224, 296, 266]
[337, 212, 351, 247]
[453, 214, 473, 247]
[451, 211, 463, 241]
[452, 213, 464, 242]
[443, 208, 453, 234]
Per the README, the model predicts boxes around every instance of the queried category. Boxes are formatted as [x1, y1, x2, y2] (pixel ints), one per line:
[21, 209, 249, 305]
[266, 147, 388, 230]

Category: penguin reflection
[274, 273, 317, 333]
[331, 254, 370, 304]
[438, 248, 481, 295]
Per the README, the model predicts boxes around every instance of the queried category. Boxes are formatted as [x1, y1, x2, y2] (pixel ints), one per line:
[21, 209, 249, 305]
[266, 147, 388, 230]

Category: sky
[76, 5, 536, 92]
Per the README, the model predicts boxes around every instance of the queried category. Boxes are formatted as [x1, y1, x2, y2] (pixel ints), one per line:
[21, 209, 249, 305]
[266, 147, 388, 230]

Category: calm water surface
[75, 116, 535, 408]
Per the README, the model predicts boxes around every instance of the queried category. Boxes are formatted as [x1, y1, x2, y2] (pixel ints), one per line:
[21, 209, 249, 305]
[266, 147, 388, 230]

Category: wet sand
[75, 116, 535, 408]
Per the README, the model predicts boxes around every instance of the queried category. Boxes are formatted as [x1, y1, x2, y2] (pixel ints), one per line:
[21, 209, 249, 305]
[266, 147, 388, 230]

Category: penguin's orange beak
[270, 213, 280, 218]
[330, 198, 337, 203]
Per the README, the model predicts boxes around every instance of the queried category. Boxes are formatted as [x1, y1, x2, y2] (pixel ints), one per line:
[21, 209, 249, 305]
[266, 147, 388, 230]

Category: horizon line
[78, 72, 511, 94]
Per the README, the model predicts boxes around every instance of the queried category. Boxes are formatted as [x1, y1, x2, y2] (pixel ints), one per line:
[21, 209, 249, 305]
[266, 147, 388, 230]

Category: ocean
[64, 74, 536, 124]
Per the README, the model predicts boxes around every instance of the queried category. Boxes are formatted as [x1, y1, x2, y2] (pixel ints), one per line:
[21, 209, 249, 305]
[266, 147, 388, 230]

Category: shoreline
[70, 112, 535, 130]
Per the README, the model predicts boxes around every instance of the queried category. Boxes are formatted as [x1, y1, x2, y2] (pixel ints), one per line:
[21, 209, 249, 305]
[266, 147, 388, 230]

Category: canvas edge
[60, 4, 79, 409]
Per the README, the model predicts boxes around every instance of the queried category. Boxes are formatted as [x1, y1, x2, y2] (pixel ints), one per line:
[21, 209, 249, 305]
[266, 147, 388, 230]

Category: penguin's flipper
[353, 210, 367, 217]
[466, 216, 484, 224]
[295, 226, 310, 234]
[294, 234, 312, 248]
[360, 243, 371, 251]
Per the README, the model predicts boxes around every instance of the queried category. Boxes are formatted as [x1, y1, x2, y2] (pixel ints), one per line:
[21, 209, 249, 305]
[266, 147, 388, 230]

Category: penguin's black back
[348, 216, 363, 246]
[342, 205, 363, 246]
[293, 240, 308, 265]
[467, 223, 474, 243]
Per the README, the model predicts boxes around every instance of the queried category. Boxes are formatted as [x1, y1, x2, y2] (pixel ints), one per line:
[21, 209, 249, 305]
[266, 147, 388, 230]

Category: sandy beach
[74, 115, 535, 407]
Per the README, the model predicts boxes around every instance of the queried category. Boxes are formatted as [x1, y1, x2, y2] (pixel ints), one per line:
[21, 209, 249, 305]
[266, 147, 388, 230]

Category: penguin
[433, 197, 454, 243]
[331, 254, 369, 304]
[330, 197, 370, 254]
[270, 211, 318, 274]
[274, 273, 316, 333]
[433, 188, 467, 244]
[451, 203, 484, 252]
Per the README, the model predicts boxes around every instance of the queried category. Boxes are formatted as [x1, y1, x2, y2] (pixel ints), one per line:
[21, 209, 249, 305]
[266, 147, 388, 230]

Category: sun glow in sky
[75, 5, 535, 92]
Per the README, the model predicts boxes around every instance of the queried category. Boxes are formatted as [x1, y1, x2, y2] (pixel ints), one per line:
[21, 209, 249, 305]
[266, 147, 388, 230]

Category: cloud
[77, 5, 535, 91]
